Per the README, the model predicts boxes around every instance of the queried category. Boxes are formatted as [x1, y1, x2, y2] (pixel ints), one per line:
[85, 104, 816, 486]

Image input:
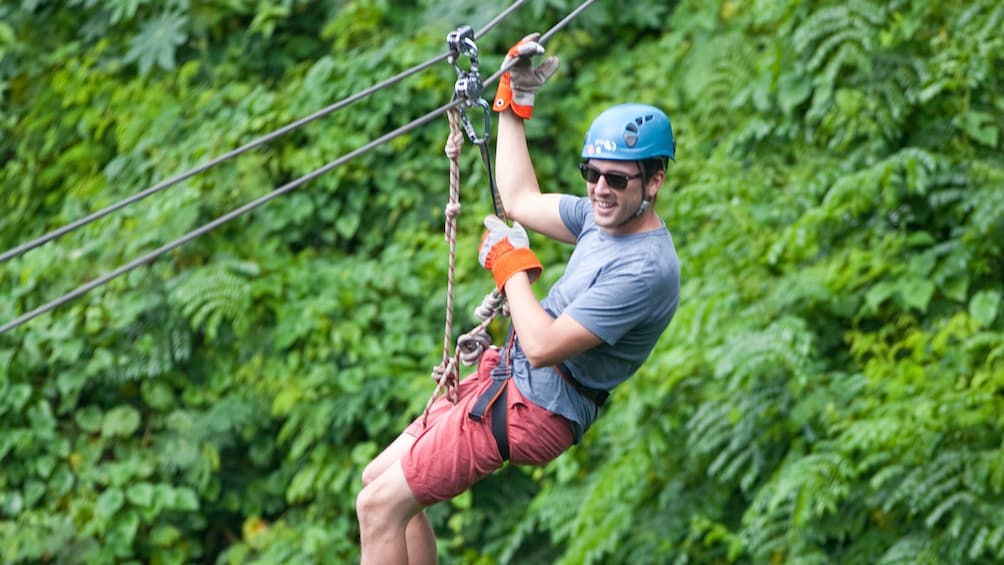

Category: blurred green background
[1, 1, 1002, 563]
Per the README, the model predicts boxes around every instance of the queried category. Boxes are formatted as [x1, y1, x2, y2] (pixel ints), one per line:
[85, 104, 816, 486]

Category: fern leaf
[876, 534, 939, 565]
[711, 316, 815, 391]
[169, 261, 255, 340]
[559, 448, 650, 565]
[743, 485, 798, 561]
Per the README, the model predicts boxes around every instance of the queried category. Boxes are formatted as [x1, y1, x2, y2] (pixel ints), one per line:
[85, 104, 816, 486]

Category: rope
[0, 0, 530, 265]
[457, 289, 507, 363]
[427, 108, 466, 412]
[422, 113, 507, 425]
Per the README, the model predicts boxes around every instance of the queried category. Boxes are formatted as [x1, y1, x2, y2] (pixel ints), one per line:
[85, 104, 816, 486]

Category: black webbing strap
[477, 141, 506, 221]
[490, 384, 509, 461]
[468, 378, 510, 461]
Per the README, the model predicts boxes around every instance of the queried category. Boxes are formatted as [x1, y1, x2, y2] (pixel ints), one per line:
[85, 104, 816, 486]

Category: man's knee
[355, 482, 381, 527]
[356, 463, 422, 531]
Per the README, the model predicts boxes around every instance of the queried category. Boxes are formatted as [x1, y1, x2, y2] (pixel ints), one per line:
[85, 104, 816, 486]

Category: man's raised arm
[492, 34, 575, 244]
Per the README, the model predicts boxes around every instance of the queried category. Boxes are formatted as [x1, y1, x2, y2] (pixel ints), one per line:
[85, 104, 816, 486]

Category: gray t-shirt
[507, 195, 680, 440]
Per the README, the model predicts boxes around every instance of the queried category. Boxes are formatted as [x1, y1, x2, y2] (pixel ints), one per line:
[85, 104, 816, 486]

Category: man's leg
[356, 459, 426, 565]
[360, 433, 436, 565]
[357, 350, 504, 563]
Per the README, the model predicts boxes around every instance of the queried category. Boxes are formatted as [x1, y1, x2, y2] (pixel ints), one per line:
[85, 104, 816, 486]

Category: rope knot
[431, 357, 459, 389]
[424, 356, 459, 428]
[444, 110, 464, 160]
[457, 331, 492, 366]
[444, 134, 463, 160]
[474, 289, 506, 321]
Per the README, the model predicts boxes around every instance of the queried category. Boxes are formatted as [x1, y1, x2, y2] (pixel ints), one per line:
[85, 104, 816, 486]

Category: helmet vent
[623, 122, 639, 147]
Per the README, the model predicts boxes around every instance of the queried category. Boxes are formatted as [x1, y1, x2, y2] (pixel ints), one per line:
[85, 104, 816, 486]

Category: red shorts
[401, 348, 575, 506]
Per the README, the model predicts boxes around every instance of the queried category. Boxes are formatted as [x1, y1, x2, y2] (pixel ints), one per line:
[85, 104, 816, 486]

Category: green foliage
[1, 0, 1002, 563]
[124, 11, 188, 74]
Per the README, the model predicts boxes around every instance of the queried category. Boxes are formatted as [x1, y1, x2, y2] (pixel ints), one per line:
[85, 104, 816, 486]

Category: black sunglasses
[578, 163, 642, 190]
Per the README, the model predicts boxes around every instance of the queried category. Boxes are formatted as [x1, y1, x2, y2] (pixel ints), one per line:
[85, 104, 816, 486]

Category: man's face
[583, 159, 646, 233]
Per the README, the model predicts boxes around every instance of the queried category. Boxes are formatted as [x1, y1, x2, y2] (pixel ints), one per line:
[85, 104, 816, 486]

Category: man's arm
[491, 34, 574, 244]
[478, 218, 600, 366]
[487, 36, 595, 363]
[502, 271, 603, 367]
[496, 110, 576, 244]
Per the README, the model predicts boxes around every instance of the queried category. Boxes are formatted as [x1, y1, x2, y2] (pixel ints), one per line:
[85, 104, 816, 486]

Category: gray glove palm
[493, 32, 560, 119]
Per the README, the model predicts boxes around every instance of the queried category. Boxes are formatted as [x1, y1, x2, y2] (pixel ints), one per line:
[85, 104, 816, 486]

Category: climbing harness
[468, 334, 516, 461]
[464, 332, 610, 462]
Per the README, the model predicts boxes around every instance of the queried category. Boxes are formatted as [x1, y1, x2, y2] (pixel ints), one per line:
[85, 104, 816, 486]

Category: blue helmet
[581, 103, 675, 162]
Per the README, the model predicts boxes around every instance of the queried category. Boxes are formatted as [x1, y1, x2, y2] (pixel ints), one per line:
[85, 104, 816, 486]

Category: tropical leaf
[124, 12, 187, 74]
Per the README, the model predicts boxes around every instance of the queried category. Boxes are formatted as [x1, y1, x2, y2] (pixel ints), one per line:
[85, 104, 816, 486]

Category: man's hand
[492, 33, 560, 120]
[479, 215, 542, 291]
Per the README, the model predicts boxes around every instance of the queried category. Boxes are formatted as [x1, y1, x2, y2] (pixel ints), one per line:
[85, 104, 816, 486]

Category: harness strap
[466, 318, 611, 459]
[468, 332, 515, 461]
[468, 378, 510, 461]
[490, 385, 509, 461]
[476, 140, 506, 221]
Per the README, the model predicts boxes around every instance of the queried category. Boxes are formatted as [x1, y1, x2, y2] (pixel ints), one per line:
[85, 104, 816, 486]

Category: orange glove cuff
[491, 247, 542, 290]
[493, 73, 534, 119]
[492, 72, 513, 113]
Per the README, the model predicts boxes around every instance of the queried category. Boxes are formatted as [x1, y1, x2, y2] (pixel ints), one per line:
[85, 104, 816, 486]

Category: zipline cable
[0, 100, 462, 335]
[0, 0, 529, 265]
[485, 0, 598, 84]
[0, 0, 598, 335]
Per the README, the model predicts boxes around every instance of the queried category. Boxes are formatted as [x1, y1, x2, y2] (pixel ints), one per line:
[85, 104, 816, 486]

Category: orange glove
[493, 33, 560, 119]
[478, 215, 542, 291]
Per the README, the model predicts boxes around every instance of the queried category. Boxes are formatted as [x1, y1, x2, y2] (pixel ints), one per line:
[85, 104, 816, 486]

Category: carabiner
[447, 25, 477, 61]
[447, 25, 481, 98]
[458, 98, 492, 146]
[446, 25, 491, 145]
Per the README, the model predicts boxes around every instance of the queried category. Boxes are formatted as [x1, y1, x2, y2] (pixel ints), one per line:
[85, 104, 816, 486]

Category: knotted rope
[422, 109, 508, 426]
[426, 108, 465, 410]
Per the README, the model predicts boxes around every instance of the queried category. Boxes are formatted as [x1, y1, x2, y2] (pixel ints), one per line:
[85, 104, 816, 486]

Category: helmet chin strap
[617, 161, 650, 227]
[616, 194, 650, 228]
[635, 199, 650, 217]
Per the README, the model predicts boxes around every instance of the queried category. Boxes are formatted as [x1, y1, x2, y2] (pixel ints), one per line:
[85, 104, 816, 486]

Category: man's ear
[646, 169, 666, 198]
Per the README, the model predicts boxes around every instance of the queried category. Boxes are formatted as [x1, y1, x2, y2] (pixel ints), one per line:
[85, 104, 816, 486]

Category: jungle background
[2, 0, 1003, 563]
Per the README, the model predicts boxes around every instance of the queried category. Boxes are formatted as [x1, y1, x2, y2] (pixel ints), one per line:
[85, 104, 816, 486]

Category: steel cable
[0, 0, 529, 264]
[1, 99, 463, 335]
[0, 0, 599, 335]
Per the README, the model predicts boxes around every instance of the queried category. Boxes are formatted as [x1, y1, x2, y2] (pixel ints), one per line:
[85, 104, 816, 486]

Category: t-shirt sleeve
[563, 256, 659, 346]
[559, 195, 591, 238]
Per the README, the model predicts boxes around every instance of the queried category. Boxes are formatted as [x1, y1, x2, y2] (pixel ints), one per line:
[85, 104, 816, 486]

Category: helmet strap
[616, 195, 649, 228]
[634, 199, 650, 217]
[633, 160, 651, 218]
[618, 162, 651, 227]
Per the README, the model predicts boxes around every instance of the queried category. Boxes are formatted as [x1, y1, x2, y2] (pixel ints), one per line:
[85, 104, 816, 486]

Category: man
[355, 34, 680, 564]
